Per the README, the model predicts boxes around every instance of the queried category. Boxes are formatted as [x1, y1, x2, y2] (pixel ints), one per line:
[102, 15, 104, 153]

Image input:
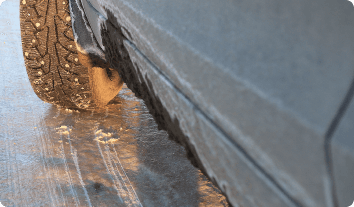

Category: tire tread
[20, 0, 93, 109]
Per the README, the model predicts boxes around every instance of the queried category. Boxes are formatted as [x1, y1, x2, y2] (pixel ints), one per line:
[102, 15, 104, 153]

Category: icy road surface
[0, 0, 228, 206]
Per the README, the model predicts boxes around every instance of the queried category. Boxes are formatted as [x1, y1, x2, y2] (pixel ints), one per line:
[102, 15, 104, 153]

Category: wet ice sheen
[0, 0, 228, 206]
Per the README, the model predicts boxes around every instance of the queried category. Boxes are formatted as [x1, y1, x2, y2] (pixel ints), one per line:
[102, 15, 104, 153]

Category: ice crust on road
[0, 0, 228, 205]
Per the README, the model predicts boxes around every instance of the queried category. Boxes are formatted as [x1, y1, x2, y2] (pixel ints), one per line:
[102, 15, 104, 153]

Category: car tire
[20, 0, 123, 109]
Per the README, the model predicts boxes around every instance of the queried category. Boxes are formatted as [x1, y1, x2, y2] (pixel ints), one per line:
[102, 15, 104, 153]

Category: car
[20, 0, 354, 206]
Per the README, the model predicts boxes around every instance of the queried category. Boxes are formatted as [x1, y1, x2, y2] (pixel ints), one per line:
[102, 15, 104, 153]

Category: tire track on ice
[67, 132, 93, 207]
[95, 129, 142, 207]
[58, 130, 80, 207]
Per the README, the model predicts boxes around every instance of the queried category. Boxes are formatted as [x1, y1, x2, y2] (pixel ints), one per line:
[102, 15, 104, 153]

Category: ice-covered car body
[70, 0, 354, 206]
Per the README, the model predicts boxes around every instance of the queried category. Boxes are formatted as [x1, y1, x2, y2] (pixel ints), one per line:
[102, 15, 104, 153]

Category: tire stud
[22, 0, 26, 4]
[41, 61, 44, 65]
[65, 64, 69, 68]
[35, 23, 40, 27]
[66, 16, 71, 22]
[25, 52, 29, 56]
[75, 58, 78, 62]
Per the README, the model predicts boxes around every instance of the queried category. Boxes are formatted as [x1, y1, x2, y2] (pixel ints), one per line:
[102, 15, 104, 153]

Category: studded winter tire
[20, 0, 123, 109]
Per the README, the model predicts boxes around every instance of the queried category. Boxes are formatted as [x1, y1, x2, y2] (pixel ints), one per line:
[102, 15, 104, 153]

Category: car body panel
[122, 39, 298, 207]
[70, 0, 354, 206]
[331, 87, 354, 207]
